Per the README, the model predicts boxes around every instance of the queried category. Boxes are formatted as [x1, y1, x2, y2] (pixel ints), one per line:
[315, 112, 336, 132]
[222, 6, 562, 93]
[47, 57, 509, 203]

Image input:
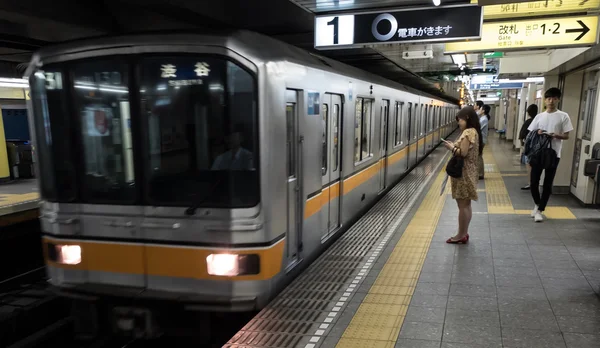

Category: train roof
[25, 29, 458, 105]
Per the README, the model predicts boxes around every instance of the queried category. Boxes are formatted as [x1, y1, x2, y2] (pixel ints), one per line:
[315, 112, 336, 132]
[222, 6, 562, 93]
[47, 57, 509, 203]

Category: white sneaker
[534, 212, 544, 222]
[531, 205, 539, 217]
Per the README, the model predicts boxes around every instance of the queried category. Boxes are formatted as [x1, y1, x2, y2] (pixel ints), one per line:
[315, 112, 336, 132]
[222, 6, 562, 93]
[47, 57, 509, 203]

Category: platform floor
[0, 179, 39, 216]
[226, 133, 600, 348]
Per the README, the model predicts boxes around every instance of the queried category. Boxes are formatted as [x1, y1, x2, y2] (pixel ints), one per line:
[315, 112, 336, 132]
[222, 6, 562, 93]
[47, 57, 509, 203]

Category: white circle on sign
[371, 13, 397, 41]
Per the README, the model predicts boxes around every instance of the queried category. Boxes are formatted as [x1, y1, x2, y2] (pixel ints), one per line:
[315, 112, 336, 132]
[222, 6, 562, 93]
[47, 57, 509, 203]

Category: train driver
[211, 128, 254, 171]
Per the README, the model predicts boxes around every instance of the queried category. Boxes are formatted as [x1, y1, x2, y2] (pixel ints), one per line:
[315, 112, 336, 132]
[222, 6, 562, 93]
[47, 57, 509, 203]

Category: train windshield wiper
[185, 177, 223, 216]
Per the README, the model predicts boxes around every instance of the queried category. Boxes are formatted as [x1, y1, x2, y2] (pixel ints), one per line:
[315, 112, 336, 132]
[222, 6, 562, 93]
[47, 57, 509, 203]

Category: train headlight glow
[207, 254, 239, 276]
[56, 245, 82, 265]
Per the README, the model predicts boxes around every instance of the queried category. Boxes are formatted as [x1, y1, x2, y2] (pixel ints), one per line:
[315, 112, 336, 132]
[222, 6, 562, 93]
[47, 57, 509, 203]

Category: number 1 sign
[314, 5, 482, 50]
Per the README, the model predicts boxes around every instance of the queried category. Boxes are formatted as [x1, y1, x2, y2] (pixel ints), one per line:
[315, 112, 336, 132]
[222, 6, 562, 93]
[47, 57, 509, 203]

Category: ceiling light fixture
[433, 0, 441, 6]
[451, 54, 467, 66]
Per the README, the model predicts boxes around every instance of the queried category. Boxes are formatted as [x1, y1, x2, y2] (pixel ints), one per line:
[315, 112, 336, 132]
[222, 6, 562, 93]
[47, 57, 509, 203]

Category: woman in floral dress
[442, 106, 483, 244]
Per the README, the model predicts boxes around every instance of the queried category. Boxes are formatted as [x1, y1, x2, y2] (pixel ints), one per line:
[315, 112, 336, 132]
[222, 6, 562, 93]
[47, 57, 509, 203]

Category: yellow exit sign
[472, 0, 600, 19]
[445, 15, 598, 53]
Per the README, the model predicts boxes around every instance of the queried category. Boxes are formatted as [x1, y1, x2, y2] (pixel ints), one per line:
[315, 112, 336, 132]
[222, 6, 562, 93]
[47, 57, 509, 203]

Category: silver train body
[25, 30, 457, 335]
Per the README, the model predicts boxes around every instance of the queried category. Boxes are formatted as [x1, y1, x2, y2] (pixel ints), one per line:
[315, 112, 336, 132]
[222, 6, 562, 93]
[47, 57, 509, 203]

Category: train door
[286, 90, 301, 266]
[321, 93, 343, 239]
[379, 99, 390, 192]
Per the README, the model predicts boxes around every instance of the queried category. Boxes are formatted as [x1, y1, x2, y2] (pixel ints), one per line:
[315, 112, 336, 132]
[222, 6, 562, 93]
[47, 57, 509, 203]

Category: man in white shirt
[211, 131, 254, 171]
[527, 88, 574, 222]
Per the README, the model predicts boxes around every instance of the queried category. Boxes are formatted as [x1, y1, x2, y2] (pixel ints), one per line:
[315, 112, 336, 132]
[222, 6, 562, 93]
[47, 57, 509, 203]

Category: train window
[406, 103, 412, 142]
[354, 98, 373, 163]
[584, 88, 597, 140]
[29, 67, 76, 202]
[71, 60, 136, 203]
[394, 102, 403, 146]
[140, 57, 259, 208]
[412, 103, 418, 141]
[428, 105, 434, 132]
[420, 105, 426, 136]
[286, 104, 296, 178]
[332, 104, 340, 172]
[322, 103, 329, 175]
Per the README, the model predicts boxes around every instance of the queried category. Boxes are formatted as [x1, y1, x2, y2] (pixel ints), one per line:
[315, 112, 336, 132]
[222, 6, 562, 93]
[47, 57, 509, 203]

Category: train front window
[140, 56, 259, 208]
[30, 68, 76, 202]
[72, 60, 135, 203]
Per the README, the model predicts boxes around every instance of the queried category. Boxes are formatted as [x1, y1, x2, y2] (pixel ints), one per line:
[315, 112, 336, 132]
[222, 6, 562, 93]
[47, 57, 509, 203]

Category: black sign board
[314, 5, 483, 49]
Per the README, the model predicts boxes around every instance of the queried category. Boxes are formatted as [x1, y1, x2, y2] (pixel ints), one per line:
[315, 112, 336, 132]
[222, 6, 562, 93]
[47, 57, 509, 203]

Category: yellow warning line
[483, 148, 516, 214]
[336, 168, 448, 348]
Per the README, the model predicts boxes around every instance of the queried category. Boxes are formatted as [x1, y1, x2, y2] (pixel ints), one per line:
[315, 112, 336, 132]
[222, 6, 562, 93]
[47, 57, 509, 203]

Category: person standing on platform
[528, 88, 573, 222]
[519, 104, 538, 190]
[478, 104, 490, 179]
[442, 106, 482, 244]
[474, 100, 484, 115]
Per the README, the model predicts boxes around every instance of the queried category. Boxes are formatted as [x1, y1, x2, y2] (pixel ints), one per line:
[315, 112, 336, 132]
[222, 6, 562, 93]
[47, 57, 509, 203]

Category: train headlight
[47, 243, 82, 265]
[206, 254, 260, 276]
[207, 254, 238, 276]
[59, 245, 82, 265]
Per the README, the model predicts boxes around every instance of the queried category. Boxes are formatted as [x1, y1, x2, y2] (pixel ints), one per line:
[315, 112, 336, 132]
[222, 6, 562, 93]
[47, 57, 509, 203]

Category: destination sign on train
[445, 15, 599, 53]
[474, 0, 600, 20]
[314, 5, 482, 49]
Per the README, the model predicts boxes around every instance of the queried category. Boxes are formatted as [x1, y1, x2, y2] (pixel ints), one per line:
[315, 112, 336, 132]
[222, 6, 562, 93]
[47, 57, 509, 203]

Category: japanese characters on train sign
[445, 15, 599, 53]
[160, 62, 211, 87]
[472, 0, 600, 20]
[314, 5, 483, 49]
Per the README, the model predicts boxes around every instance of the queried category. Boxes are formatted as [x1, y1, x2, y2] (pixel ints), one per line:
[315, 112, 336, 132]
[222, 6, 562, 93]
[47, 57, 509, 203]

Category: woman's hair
[527, 104, 538, 118]
[456, 106, 484, 155]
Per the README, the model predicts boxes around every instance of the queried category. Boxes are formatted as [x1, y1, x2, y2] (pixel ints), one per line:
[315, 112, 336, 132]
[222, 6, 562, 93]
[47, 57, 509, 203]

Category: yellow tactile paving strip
[0, 192, 40, 207]
[501, 173, 528, 177]
[515, 207, 577, 219]
[336, 168, 448, 348]
[483, 149, 516, 214]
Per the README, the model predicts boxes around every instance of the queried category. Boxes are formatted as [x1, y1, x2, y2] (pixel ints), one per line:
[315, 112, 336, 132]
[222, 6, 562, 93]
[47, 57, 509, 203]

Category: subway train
[25, 30, 458, 337]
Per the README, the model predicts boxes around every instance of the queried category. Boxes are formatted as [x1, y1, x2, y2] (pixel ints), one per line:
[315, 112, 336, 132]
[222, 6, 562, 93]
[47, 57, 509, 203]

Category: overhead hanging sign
[314, 5, 483, 49]
[474, 0, 600, 20]
[445, 15, 599, 53]
[470, 82, 524, 90]
[483, 52, 504, 58]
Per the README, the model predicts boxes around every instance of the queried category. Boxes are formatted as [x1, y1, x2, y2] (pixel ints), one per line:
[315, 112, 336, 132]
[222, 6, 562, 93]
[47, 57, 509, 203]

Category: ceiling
[288, 0, 469, 13]
[0, 0, 476, 101]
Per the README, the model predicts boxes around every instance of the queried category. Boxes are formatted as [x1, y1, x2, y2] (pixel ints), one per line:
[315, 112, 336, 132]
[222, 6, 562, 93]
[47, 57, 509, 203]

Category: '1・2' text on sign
[445, 15, 598, 53]
[314, 5, 482, 49]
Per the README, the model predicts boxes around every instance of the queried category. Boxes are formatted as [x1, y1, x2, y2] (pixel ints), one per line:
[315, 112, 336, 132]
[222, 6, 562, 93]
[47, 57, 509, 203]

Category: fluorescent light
[479, 97, 500, 102]
[451, 54, 466, 66]
[75, 85, 96, 90]
[0, 77, 28, 84]
[0, 82, 29, 88]
[99, 87, 129, 94]
[497, 77, 544, 83]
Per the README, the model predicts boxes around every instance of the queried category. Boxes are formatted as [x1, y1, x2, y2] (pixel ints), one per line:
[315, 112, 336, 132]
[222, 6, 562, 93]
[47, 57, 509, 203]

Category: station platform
[226, 133, 600, 348]
[0, 179, 40, 226]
